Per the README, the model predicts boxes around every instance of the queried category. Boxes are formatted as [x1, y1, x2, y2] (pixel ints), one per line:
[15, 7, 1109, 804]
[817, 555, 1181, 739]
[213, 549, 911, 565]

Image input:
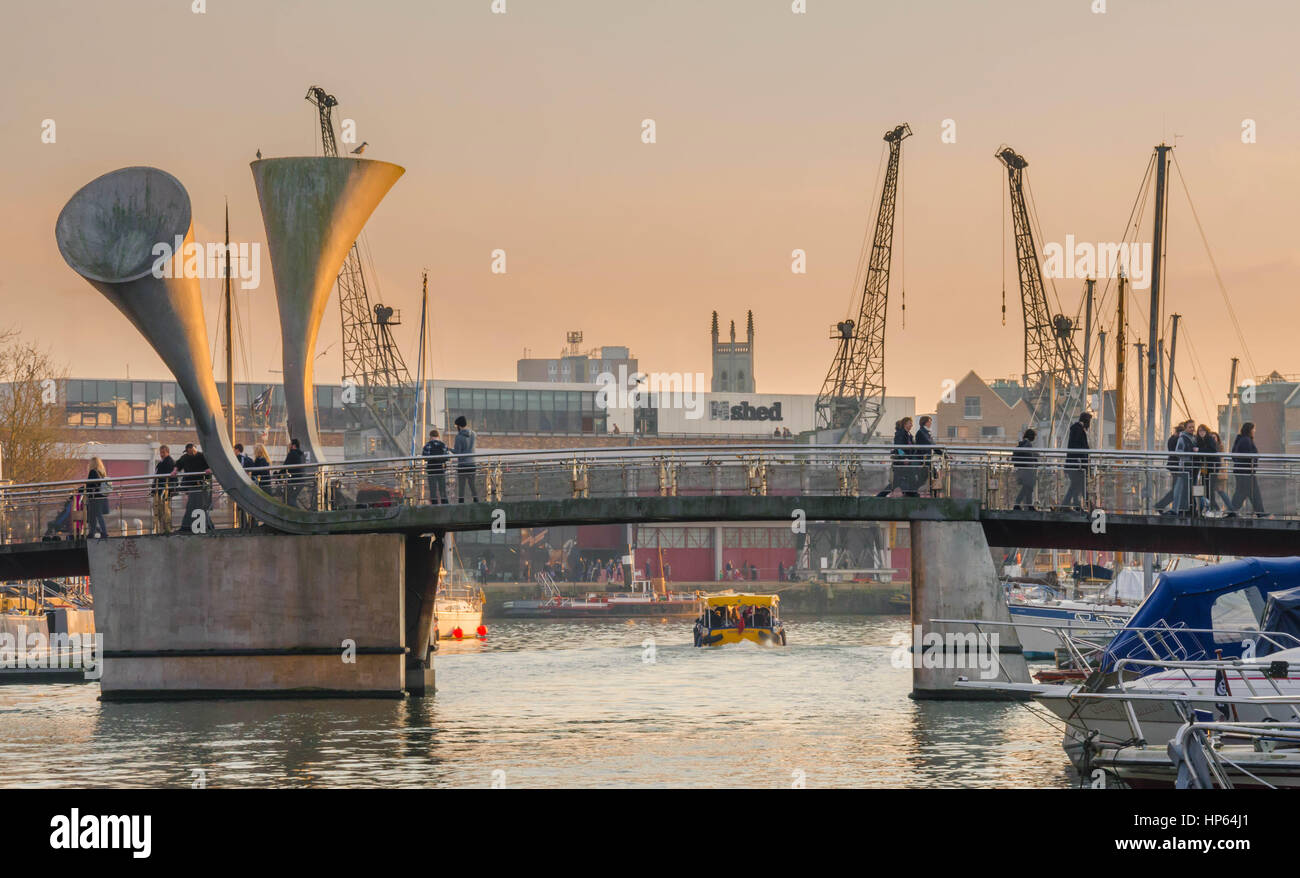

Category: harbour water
[0, 616, 1069, 788]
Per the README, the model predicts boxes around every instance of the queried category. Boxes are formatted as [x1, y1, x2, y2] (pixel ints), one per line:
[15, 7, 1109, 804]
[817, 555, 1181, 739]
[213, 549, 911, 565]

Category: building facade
[933, 371, 1033, 445]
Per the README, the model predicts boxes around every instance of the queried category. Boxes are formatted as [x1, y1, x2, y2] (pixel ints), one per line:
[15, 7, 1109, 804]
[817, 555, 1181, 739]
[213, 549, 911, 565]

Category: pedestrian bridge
[1, 444, 1296, 579]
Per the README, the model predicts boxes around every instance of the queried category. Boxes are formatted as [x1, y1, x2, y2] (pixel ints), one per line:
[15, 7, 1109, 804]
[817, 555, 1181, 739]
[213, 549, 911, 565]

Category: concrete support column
[90, 533, 411, 700]
[909, 520, 1030, 699]
[403, 532, 444, 696]
[713, 525, 723, 580]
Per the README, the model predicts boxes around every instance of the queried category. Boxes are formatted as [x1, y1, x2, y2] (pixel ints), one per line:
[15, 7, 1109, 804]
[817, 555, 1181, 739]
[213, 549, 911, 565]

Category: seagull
[351, 142, 368, 155]
[256, 149, 262, 160]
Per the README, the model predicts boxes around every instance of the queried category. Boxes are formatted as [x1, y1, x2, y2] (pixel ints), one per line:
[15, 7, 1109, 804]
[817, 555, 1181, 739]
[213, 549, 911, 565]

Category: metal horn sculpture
[250, 157, 405, 465]
[55, 166, 341, 534]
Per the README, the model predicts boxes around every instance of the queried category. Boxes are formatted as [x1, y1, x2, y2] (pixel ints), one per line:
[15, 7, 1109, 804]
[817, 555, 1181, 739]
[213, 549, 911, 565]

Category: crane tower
[815, 123, 912, 443]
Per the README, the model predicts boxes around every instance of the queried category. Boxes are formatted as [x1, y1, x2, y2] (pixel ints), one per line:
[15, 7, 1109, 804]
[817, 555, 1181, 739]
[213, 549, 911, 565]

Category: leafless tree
[0, 331, 79, 483]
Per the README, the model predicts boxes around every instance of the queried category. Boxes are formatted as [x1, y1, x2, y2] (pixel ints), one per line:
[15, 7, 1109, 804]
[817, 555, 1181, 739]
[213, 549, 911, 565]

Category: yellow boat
[693, 593, 786, 647]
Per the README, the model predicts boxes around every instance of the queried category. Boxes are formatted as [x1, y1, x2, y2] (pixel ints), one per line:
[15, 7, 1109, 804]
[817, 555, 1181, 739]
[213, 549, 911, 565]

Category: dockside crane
[305, 85, 414, 456]
[815, 124, 912, 444]
[995, 145, 1082, 442]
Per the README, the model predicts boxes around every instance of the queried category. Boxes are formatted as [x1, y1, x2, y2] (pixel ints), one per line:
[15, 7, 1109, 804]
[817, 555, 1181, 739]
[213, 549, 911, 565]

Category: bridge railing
[0, 444, 1293, 544]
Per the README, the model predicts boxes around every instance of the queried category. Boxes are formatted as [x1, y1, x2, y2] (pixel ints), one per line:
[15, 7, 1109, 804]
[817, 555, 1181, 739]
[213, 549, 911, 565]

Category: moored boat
[436, 582, 486, 640]
[502, 577, 702, 619]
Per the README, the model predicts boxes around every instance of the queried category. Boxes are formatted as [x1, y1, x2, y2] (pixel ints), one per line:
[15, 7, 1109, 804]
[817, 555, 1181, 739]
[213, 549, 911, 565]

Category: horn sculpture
[55, 167, 322, 534]
[250, 157, 405, 465]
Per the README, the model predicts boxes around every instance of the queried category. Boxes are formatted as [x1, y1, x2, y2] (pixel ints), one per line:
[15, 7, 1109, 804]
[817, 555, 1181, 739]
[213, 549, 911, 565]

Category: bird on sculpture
[256, 149, 262, 160]
[351, 142, 368, 155]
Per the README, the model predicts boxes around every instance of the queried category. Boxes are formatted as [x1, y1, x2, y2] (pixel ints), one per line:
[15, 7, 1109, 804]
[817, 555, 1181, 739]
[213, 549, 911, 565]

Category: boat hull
[435, 600, 484, 639]
[1007, 601, 1134, 659]
[698, 627, 786, 647]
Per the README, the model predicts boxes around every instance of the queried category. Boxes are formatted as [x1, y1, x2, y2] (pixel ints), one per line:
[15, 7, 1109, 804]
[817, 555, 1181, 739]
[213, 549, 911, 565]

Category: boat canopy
[1102, 557, 1300, 673]
[1260, 586, 1300, 656]
[704, 593, 778, 608]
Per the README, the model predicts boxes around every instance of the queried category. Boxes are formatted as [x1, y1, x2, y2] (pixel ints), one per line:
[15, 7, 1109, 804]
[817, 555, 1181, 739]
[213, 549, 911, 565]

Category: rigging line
[1171, 154, 1257, 379]
[1024, 176, 1068, 319]
[1095, 155, 1156, 333]
[898, 145, 905, 331]
[1001, 167, 1006, 326]
[1178, 323, 1216, 420]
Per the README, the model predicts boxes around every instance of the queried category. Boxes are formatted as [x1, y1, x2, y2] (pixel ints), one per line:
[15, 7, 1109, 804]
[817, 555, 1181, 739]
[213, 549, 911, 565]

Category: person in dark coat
[1228, 422, 1265, 515]
[1167, 419, 1197, 516]
[251, 443, 273, 490]
[1062, 412, 1092, 510]
[85, 456, 110, 539]
[877, 417, 917, 497]
[1012, 428, 1038, 510]
[151, 445, 175, 534]
[453, 415, 479, 503]
[1204, 430, 1232, 512]
[281, 438, 307, 508]
[421, 429, 450, 504]
[914, 415, 939, 496]
[172, 443, 211, 532]
[1153, 425, 1182, 511]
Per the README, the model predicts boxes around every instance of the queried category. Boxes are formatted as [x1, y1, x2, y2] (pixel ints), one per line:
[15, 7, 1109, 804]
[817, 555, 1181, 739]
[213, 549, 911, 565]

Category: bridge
[2, 444, 1296, 580]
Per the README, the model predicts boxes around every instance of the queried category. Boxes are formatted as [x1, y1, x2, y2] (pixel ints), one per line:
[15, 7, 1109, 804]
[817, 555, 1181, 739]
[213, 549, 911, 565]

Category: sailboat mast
[224, 201, 234, 446]
[421, 271, 429, 436]
[225, 201, 237, 523]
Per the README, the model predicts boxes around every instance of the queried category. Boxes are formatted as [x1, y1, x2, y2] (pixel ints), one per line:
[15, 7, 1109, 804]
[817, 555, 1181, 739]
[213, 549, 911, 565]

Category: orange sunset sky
[2, 0, 1297, 419]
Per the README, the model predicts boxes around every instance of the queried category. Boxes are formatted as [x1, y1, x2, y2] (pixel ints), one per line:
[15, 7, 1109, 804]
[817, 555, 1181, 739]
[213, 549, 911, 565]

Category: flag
[1214, 666, 1236, 721]
[251, 386, 273, 422]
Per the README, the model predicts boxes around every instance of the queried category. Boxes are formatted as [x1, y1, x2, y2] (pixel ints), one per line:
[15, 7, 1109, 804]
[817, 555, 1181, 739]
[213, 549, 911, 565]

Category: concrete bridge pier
[89, 532, 436, 700]
[909, 520, 1030, 699]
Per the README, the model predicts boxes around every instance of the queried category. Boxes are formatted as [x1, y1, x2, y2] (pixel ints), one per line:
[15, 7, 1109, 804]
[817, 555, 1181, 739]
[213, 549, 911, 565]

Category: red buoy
[476, 625, 488, 639]
[452, 627, 464, 640]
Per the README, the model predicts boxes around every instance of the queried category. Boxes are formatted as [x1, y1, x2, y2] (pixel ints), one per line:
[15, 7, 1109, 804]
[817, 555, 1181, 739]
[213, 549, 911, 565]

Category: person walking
[1228, 422, 1265, 516]
[281, 438, 306, 508]
[1206, 430, 1233, 512]
[877, 417, 917, 497]
[453, 416, 478, 503]
[915, 415, 939, 496]
[1012, 428, 1038, 510]
[233, 443, 253, 469]
[151, 445, 174, 534]
[1062, 412, 1092, 510]
[1153, 424, 1183, 511]
[1167, 419, 1197, 517]
[85, 456, 110, 539]
[1193, 424, 1220, 515]
[421, 428, 450, 504]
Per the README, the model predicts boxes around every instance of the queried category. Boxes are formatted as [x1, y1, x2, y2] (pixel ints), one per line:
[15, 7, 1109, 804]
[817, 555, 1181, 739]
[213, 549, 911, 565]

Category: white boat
[1098, 717, 1300, 789]
[435, 583, 485, 639]
[1006, 591, 1135, 659]
[962, 557, 1300, 784]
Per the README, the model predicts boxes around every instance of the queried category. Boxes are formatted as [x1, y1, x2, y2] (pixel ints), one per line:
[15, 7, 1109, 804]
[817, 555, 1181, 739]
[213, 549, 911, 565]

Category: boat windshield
[703, 602, 778, 629]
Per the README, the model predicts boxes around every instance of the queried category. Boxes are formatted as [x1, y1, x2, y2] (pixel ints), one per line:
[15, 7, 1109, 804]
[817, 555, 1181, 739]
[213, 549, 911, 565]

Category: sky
[2, 0, 1298, 420]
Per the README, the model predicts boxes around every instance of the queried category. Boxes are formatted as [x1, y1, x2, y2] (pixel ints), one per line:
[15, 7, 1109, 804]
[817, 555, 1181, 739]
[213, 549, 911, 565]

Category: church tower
[710, 309, 755, 392]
